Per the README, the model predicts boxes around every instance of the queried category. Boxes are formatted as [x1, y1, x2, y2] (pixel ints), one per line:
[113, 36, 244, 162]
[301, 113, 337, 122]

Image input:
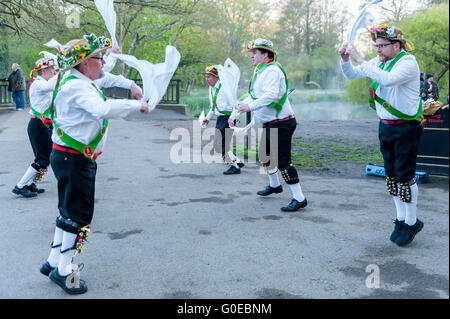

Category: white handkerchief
[198, 110, 207, 128]
[44, 39, 63, 53]
[94, 0, 118, 46]
[111, 46, 181, 110]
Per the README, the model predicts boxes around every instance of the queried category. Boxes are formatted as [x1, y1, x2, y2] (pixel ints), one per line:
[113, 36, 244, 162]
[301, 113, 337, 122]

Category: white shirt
[246, 64, 294, 124]
[340, 51, 420, 120]
[206, 80, 234, 120]
[51, 69, 142, 156]
[29, 75, 58, 117]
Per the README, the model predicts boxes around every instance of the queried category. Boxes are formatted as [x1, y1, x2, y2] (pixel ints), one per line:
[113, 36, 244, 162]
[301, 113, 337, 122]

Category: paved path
[0, 107, 448, 299]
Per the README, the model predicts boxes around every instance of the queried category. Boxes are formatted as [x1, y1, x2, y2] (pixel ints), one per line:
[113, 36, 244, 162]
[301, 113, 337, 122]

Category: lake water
[291, 101, 378, 120]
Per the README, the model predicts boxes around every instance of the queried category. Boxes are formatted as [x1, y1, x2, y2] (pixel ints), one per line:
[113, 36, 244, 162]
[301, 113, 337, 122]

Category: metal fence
[0, 78, 180, 107]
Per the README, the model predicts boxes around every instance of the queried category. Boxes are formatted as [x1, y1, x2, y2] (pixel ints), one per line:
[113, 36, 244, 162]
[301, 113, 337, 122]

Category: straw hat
[57, 33, 111, 71]
[369, 24, 415, 51]
[202, 65, 219, 77]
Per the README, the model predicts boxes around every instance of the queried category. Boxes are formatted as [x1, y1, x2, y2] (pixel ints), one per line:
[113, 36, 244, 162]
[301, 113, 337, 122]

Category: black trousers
[214, 115, 232, 155]
[27, 117, 52, 170]
[378, 120, 423, 183]
[50, 148, 97, 226]
[259, 118, 297, 171]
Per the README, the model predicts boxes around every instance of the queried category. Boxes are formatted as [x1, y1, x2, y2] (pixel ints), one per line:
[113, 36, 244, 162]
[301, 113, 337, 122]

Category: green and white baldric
[210, 83, 231, 116]
[248, 60, 288, 117]
[29, 78, 53, 127]
[369, 51, 426, 125]
[50, 71, 109, 161]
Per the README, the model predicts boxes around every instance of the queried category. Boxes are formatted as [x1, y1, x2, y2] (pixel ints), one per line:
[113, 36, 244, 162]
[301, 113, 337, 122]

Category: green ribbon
[50, 72, 109, 161]
[369, 52, 425, 124]
[248, 60, 288, 117]
[210, 83, 231, 116]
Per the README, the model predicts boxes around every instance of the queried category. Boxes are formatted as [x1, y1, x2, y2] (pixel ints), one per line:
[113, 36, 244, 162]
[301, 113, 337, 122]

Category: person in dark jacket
[8, 63, 26, 110]
[424, 73, 439, 101]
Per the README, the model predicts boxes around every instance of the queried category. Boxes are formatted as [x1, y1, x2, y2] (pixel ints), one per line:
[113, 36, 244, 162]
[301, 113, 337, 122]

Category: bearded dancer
[231, 38, 307, 212]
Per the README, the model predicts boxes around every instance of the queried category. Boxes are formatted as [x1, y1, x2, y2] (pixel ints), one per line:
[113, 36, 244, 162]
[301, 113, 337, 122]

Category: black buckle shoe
[40, 261, 55, 277]
[26, 183, 45, 194]
[281, 198, 308, 212]
[237, 162, 245, 168]
[223, 166, 241, 175]
[12, 186, 37, 198]
[49, 267, 88, 295]
[390, 219, 405, 243]
[395, 219, 424, 246]
[257, 185, 283, 196]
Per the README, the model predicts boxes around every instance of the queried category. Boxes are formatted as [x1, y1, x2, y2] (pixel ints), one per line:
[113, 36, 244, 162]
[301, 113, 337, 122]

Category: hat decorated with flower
[202, 65, 219, 77]
[247, 38, 277, 58]
[57, 33, 111, 71]
[33, 57, 57, 72]
[369, 24, 415, 51]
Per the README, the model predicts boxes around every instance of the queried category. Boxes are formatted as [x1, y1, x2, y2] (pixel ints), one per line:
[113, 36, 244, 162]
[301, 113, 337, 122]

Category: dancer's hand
[202, 119, 209, 126]
[339, 43, 350, 62]
[140, 102, 149, 114]
[131, 83, 143, 100]
[238, 103, 250, 113]
[228, 119, 235, 127]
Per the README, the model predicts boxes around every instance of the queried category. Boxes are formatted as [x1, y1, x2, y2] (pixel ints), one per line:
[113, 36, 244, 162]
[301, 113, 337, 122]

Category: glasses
[374, 43, 393, 49]
[90, 56, 104, 60]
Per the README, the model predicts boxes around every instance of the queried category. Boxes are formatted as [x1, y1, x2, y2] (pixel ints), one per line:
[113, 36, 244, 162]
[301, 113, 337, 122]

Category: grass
[291, 136, 383, 170]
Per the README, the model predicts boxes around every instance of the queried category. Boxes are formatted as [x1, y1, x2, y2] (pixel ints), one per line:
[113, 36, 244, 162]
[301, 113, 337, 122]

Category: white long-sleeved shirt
[246, 64, 294, 124]
[29, 75, 58, 117]
[206, 80, 234, 120]
[29, 71, 135, 118]
[51, 69, 142, 157]
[340, 51, 420, 120]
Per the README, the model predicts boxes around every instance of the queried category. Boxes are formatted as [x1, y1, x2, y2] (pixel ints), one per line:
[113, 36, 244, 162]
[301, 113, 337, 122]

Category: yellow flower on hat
[77, 52, 86, 61]
[74, 45, 81, 51]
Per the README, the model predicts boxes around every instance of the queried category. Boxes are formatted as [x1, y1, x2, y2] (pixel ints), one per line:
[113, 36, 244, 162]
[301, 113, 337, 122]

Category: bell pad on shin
[386, 176, 398, 196]
[280, 165, 299, 185]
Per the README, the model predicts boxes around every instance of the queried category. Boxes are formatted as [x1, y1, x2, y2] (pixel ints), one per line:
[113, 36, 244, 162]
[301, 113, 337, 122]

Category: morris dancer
[202, 65, 244, 175]
[11, 58, 57, 198]
[340, 24, 424, 246]
[231, 39, 307, 212]
[39, 33, 149, 294]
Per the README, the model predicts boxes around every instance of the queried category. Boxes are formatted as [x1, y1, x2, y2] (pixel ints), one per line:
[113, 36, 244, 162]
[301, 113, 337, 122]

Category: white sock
[232, 162, 239, 168]
[268, 172, 280, 188]
[47, 226, 63, 267]
[288, 183, 305, 202]
[16, 165, 37, 188]
[392, 195, 406, 221]
[405, 183, 418, 226]
[57, 231, 77, 276]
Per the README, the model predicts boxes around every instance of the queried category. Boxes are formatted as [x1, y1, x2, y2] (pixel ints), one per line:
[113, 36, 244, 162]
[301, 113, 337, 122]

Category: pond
[291, 101, 378, 120]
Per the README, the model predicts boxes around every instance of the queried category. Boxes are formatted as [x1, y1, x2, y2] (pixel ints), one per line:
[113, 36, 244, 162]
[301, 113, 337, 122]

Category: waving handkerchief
[346, 0, 381, 48]
[217, 58, 240, 112]
[94, 0, 118, 46]
[110, 45, 181, 110]
[44, 39, 63, 53]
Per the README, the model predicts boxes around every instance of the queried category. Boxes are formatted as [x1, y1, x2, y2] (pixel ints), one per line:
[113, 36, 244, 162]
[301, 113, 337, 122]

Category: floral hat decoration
[202, 65, 219, 77]
[247, 38, 278, 59]
[33, 57, 57, 72]
[57, 33, 111, 71]
[369, 24, 415, 51]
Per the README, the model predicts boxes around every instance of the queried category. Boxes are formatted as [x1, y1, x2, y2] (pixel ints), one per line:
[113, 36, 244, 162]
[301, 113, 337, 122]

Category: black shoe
[390, 219, 405, 243]
[49, 268, 88, 295]
[281, 198, 308, 212]
[40, 261, 55, 277]
[26, 183, 45, 194]
[223, 166, 241, 175]
[237, 162, 245, 168]
[12, 185, 37, 198]
[395, 219, 424, 246]
[257, 185, 283, 196]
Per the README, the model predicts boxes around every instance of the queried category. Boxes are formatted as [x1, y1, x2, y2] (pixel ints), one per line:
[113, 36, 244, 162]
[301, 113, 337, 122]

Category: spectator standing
[8, 63, 26, 111]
